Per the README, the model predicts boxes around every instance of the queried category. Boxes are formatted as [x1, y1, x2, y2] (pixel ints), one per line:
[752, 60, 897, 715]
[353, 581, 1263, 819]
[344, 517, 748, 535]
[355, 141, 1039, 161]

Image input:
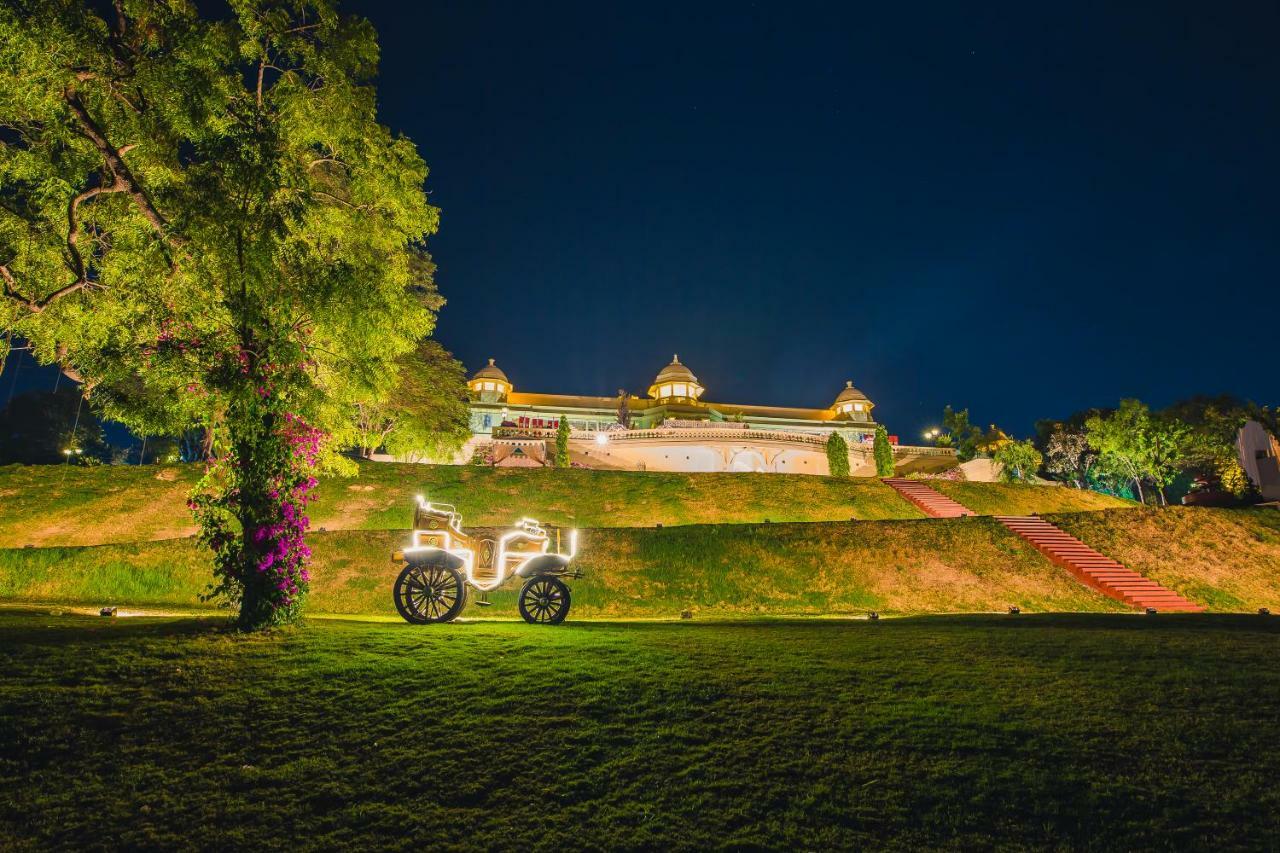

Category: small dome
[470, 358, 509, 385]
[833, 380, 869, 406]
[652, 354, 698, 387]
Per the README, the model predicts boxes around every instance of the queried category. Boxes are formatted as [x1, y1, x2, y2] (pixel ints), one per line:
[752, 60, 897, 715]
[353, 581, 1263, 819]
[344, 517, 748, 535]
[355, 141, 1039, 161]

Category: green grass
[2, 611, 1278, 849]
[6, 508, 1279, 618]
[1050, 507, 1280, 612]
[0, 518, 1131, 618]
[928, 480, 1136, 515]
[0, 462, 1136, 548]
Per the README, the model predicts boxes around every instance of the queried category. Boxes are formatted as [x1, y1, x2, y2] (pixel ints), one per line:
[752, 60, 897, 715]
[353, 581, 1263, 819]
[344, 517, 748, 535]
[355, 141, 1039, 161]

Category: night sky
[5, 1, 1279, 442]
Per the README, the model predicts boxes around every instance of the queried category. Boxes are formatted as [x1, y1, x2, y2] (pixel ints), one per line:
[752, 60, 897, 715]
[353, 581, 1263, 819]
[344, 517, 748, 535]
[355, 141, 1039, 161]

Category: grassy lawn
[0, 518, 1130, 618]
[7, 508, 1280, 618]
[928, 480, 1135, 516]
[2, 610, 1278, 849]
[0, 462, 1138, 548]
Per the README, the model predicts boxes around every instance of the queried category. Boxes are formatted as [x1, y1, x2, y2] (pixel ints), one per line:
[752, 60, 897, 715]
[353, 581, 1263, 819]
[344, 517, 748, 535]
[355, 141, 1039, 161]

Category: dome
[832, 380, 869, 406]
[652, 354, 698, 387]
[470, 358, 509, 385]
[648, 354, 704, 401]
[831, 380, 873, 420]
[469, 358, 512, 398]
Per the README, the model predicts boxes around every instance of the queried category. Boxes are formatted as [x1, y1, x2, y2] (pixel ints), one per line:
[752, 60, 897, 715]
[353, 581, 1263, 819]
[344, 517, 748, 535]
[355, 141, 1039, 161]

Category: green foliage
[334, 339, 469, 462]
[1, 1, 440, 627]
[942, 406, 982, 461]
[1085, 400, 1199, 506]
[825, 431, 849, 477]
[994, 439, 1043, 483]
[1042, 425, 1094, 488]
[554, 415, 570, 468]
[873, 425, 895, 477]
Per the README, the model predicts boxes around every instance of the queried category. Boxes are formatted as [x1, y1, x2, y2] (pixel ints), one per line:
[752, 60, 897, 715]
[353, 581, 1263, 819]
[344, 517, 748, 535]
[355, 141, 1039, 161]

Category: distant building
[459, 354, 953, 475]
[1238, 420, 1280, 500]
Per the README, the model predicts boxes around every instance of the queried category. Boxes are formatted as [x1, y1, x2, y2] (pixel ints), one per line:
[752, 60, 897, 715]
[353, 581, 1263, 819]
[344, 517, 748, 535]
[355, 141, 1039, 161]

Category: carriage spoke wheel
[394, 563, 467, 624]
[518, 576, 571, 625]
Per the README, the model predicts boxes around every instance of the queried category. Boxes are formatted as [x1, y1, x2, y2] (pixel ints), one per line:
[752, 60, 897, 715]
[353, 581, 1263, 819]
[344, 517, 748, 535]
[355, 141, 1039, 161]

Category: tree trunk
[1132, 476, 1145, 504]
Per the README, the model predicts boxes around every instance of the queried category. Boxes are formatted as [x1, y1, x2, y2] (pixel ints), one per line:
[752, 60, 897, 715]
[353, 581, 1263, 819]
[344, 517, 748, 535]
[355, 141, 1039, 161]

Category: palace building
[457, 355, 954, 476]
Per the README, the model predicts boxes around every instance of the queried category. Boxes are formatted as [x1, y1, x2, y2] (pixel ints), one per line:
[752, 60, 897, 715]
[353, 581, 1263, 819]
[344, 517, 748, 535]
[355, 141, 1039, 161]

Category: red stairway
[995, 515, 1205, 612]
[881, 478, 973, 518]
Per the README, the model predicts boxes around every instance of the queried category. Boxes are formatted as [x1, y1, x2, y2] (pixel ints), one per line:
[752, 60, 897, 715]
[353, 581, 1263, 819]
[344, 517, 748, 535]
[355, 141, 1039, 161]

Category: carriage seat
[414, 501, 463, 533]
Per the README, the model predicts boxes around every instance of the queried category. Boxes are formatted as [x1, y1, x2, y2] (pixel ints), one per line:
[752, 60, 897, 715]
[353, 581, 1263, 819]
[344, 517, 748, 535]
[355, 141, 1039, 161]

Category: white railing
[490, 425, 956, 457]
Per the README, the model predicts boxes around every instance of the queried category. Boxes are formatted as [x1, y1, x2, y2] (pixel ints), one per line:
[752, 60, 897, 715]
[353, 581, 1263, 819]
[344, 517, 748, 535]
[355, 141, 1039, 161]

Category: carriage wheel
[394, 562, 467, 624]
[518, 576, 571, 625]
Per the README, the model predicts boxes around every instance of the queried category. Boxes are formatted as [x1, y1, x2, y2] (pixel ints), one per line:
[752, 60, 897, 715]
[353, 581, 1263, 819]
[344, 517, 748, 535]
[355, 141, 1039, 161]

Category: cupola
[647, 354, 704, 403]
[469, 358, 512, 401]
[831, 380, 873, 421]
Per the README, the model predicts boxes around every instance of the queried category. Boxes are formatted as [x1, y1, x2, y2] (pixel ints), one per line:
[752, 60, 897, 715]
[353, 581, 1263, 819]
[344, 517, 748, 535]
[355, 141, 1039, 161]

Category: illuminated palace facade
[460, 355, 953, 476]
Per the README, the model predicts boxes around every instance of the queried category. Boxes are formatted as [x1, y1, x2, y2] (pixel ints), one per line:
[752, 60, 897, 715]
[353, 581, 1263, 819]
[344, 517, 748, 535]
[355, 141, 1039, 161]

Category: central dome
[648, 354, 704, 402]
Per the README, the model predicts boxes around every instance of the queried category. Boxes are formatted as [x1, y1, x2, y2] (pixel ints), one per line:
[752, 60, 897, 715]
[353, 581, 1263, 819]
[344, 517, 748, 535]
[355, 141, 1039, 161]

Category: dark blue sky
[360, 0, 1280, 439]
[5, 1, 1278, 442]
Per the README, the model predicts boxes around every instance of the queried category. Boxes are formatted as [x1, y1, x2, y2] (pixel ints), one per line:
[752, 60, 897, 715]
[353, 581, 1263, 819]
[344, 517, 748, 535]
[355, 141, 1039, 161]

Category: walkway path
[881, 477, 1203, 612]
[881, 478, 973, 518]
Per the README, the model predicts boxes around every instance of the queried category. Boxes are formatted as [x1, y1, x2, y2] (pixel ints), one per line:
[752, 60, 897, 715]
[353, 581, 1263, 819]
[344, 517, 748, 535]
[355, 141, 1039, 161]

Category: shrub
[874, 426, 895, 477]
[826, 432, 850, 478]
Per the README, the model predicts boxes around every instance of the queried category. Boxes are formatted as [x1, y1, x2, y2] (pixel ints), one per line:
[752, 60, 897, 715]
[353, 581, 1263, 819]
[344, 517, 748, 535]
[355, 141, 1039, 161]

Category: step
[996, 514, 1203, 613]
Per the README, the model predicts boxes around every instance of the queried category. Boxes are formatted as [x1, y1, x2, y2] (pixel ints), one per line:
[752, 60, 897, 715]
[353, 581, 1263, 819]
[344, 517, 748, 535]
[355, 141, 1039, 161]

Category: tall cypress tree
[555, 417, 571, 467]
[826, 431, 850, 477]
[874, 425, 895, 477]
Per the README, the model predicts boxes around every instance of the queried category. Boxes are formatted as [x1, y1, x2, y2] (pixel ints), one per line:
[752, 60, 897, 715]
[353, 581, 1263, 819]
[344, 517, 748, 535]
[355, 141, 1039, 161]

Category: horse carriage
[391, 496, 580, 624]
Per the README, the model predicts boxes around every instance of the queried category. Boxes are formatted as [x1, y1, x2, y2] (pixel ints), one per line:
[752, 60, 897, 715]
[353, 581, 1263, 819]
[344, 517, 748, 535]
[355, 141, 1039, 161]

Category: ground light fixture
[1146, 607, 1158, 615]
[867, 611, 879, 620]
[1008, 606, 1020, 614]
[1260, 608, 1271, 616]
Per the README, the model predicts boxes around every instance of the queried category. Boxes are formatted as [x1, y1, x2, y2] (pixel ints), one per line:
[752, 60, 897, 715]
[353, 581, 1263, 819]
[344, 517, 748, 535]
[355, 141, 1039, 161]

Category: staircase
[995, 515, 1205, 612]
[881, 478, 973, 518]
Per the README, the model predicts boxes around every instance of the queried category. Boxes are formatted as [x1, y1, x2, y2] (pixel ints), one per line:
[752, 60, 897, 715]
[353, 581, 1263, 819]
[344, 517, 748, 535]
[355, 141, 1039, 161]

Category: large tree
[1, 1, 440, 628]
[1043, 425, 1095, 489]
[993, 438, 1042, 483]
[1084, 400, 1197, 505]
[941, 405, 981, 462]
[338, 339, 468, 462]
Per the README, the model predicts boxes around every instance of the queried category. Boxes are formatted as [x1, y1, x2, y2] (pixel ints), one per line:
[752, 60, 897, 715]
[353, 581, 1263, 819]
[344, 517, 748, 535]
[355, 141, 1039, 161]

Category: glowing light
[405, 496, 576, 593]
[595, 433, 609, 446]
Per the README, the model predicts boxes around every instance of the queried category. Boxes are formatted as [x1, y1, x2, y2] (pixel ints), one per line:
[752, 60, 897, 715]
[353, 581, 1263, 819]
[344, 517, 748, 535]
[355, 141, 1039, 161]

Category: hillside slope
[0, 513, 1222, 618]
[3, 508, 1275, 617]
[929, 481, 1135, 515]
[1050, 507, 1280, 612]
[0, 463, 1134, 547]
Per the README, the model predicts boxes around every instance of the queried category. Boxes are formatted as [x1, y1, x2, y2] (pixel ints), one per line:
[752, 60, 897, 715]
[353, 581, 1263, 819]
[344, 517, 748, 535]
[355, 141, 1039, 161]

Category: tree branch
[64, 87, 182, 247]
[1, 262, 90, 314]
[66, 174, 127, 282]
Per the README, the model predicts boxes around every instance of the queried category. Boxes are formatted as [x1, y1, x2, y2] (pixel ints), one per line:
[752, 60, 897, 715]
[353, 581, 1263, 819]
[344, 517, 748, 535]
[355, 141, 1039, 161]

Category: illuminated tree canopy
[0, 0, 441, 628]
